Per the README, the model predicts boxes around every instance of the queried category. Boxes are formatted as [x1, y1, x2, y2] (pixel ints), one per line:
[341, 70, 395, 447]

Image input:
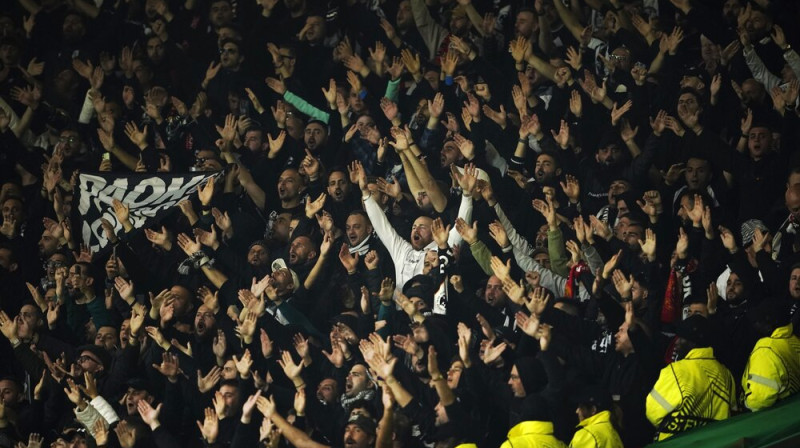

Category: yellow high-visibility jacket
[646, 347, 735, 441]
[500, 421, 567, 448]
[569, 410, 623, 448]
[742, 323, 800, 411]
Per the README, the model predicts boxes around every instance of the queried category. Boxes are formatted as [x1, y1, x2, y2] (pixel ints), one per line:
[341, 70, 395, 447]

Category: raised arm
[304, 231, 332, 290]
[256, 396, 330, 448]
[393, 127, 448, 212]
[353, 161, 413, 263]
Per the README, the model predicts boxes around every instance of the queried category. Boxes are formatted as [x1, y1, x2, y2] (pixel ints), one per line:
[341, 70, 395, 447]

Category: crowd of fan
[3, 0, 800, 446]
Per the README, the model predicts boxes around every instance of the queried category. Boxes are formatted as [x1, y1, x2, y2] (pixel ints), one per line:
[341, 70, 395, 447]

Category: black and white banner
[76, 171, 220, 252]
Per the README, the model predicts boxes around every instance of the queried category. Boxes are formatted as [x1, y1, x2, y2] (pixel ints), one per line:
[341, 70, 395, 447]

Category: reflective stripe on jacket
[743, 323, 800, 411]
[569, 410, 623, 448]
[646, 347, 735, 441]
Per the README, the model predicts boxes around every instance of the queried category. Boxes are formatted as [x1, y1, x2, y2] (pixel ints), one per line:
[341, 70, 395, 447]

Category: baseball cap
[346, 414, 376, 436]
[271, 258, 300, 291]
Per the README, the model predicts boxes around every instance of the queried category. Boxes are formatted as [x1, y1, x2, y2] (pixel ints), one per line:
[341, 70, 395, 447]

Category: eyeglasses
[77, 355, 100, 364]
[45, 260, 66, 270]
[59, 136, 78, 144]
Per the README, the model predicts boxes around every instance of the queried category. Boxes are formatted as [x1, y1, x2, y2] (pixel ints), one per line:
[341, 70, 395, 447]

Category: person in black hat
[74, 344, 134, 402]
[742, 298, 800, 411]
[569, 386, 623, 448]
[0, 375, 39, 439]
[646, 314, 736, 441]
[58, 421, 89, 448]
[121, 377, 155, 417]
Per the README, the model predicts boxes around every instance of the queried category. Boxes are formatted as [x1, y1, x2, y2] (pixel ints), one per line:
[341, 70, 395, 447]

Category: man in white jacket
[352, 161, 474, 294]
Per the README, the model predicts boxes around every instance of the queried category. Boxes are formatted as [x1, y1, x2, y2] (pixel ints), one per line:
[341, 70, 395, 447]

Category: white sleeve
[78, 89, 95, 124]
[90, 396, 120, 424]
[743, 46, 781, 91]
[494, 203, 534, 255]
[364, 194, 412, 264]
[784, 50, 800, 83]
[409, 0, 447, 59]
[513, 246, 590, 301]
[447, 195, 474, 247]
[74, 404, 103, 436]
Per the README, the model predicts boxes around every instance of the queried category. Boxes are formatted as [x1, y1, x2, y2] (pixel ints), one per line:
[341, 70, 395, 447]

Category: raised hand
[400, 49, 420, 76]
[452, 163, 478, 194]
[194, 226, 219, 250]
[601, 250, 623, 280]
[565, 240, 581, 267]
[137, 400, 162, 428]
[305, 192, 326, 220]
[236, 312, 257, 345]
[92, 420, 107, 446]
[124, 122, 148, 149]
[204, 61, 221, 86]
[427, 92, 445, 118]
[279, 349, 304, 381]
[649, 110, 668, 136]
[515, 311, 541, 338]
[196, 408, 219, 443]
[706, 282, 719, 314]
[490, 256, 511, 281]
[550, 119, 570, 149]
[144, 226, 172, 251]
[0, 311, 19, 341]
[502, 277, 526, 305]
[559, 174, 580, 203]
[152, 352, 181, 380]
[114, 420, 137, 448]
[532, 197, 557, 229]
[636, 190, 662, 218]
[488, 220, 509, 249]
[509, 36, 530, 63]
[321, 336, 345, 368]
[682, 194, 705, 226]
[526, 287, 551, 316]
[364, 250, 379, 271]
[233, 348, 254, 378]
[431, 217, 450, 249]
[197, 366, 222, 393]
[638, 228, 657, 261]
[589, 215, 612, 241]
[176, 233, 202, 256]
[455, 217, 478, 244]
[612, 269, 633, 300]
[718, 225, 737, 253]
[482, 341, 507, 365]
[129, 303, 146, 338]
[63, 378, 83, 406]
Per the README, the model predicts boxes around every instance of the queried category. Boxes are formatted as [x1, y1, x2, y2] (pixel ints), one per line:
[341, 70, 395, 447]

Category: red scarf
[660, 269, 681, 324]
[565, 262, 588, 299]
